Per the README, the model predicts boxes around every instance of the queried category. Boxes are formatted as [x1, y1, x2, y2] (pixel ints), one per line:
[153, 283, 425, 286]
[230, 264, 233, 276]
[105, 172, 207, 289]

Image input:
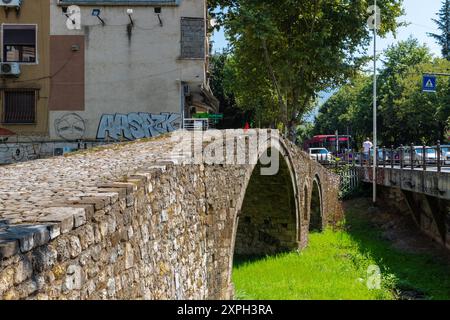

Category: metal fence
[339, 166, 359, 191]
[311, 141, 450, 172]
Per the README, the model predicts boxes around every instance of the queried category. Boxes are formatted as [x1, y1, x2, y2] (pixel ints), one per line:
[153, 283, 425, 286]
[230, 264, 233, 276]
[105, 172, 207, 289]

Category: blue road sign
[423, 75, 437, 92]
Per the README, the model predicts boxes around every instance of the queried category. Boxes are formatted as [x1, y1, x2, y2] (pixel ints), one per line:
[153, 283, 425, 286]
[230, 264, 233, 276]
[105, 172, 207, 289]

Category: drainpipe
[180, 81, 186, 129]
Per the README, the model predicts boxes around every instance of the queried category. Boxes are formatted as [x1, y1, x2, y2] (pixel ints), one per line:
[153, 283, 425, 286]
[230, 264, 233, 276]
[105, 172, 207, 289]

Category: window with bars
[2, 90, 37, 124]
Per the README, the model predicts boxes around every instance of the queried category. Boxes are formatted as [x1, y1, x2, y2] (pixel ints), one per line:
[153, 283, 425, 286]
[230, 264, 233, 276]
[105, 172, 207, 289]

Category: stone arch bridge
[0, 130, 342, 300]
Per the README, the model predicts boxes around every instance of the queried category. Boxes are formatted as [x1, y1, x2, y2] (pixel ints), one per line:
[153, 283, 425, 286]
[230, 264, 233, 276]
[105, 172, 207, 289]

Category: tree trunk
[261, 38, 288, 135]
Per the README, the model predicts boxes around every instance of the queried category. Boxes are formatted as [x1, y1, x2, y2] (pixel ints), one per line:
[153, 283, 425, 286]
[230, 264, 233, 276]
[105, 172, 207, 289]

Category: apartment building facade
[0, 0, 217, 149]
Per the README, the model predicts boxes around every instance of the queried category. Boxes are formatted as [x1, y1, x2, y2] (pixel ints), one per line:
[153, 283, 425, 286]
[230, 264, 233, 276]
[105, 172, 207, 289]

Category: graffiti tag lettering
[65, 5, 82, 30]
[97, 112, 181, 141]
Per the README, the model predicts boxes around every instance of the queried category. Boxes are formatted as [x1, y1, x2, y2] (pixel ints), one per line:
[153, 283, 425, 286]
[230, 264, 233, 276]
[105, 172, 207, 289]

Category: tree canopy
[209, 0, 404, 139]
[428, 0, 450, 60]
[314, 38, 450, 149]
[209, 53, 252, 129]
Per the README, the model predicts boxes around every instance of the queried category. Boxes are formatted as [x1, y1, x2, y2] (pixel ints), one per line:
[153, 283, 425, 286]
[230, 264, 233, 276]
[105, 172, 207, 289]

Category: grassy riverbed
[232, 198, 450, 300]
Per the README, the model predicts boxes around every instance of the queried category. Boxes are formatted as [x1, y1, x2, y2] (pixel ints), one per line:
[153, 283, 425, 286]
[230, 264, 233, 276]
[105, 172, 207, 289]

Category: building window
[2, 25, 37, 63]
[2, 90, 37, 124]
[180, 18, 205, 59]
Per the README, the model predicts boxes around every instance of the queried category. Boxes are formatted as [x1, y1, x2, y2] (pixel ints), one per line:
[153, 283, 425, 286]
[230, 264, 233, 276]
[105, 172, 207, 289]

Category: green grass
[232, 199, 450, 300]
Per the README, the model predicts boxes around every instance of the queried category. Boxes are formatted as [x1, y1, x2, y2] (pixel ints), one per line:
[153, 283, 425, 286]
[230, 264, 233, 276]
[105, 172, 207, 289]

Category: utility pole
[347, 127, 350, 150]
[336, 130, 339, 154]
[372, 0, 378, 206]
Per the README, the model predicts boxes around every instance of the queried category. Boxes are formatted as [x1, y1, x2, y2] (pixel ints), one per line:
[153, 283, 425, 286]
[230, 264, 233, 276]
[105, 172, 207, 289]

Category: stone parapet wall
[0, 164, 211, 299]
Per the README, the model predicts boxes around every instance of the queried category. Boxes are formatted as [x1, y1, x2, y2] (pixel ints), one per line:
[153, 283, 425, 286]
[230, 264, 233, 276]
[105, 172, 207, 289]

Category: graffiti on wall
[54, 113, 87, 141]
[0, 135, 47, 163]
[0, 128, 16, 141]
[96, 112, 181, 141]
[0, 138, 105, 164]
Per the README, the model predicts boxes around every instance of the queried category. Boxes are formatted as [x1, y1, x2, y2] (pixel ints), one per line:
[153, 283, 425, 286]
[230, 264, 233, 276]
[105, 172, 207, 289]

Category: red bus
[303, 135, 352, 154]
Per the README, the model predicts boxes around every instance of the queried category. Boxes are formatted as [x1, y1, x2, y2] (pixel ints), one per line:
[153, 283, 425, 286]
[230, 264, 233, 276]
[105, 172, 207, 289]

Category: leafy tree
[378, 38, 432, 145]
[209, 53, 252, 128]
[428, 0, 450, 60]
[296, 122, 315, 145]
[209, 0, 404, 140]
[393, 58, 450, 145]
[314, 74, 372, 148]
[314, 39, 450, 148]
[222, 50, 284, 129]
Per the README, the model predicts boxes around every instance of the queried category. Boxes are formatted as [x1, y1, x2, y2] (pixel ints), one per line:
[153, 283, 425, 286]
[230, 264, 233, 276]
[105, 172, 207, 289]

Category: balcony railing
[183, 118, 210, 131]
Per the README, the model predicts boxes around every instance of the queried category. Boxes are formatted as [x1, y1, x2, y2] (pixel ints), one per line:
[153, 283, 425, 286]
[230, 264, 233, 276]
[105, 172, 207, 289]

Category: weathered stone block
[63, 264, 83, 293]
[98, 182, 136, 196]
[107, 278, 116, 298]
[125, 243, 134, 270]
[32, 245, 57, 273]
[98, 187, 126, 200]
[47, 224, 61, 240]
[0, 267, 14, 296]
[68, 236, 82, 258]
[78, 197, 107, 210]
[74, 210, 87, 228]
[0, 225, 50, 253]
[0, 239, 19, 260]
[16, 278, 38, 298]
[14, 257, 32, 284]
[40, 208, 77, 234]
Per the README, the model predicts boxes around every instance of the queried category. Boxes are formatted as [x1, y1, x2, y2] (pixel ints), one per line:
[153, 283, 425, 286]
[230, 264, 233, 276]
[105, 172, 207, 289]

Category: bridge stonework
[0, 130, 342, 300]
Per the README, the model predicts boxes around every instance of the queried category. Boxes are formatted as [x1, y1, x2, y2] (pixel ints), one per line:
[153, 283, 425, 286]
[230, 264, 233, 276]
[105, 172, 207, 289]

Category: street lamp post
[372, 0, 379, 206]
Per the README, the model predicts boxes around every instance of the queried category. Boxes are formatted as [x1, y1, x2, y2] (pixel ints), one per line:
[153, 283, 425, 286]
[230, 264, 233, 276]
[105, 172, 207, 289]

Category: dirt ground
[344, 197, 450, 263]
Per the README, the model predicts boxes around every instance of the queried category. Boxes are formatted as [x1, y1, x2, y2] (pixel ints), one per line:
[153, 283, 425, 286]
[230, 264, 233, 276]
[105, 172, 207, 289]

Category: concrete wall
[377, 185, 450, 250]
[0, 130, 343, 299]
[0, 1, 213, 165]
[356, 166, 450, 200]
[357, 166, 450, 250]
[48, 0, 208, 140]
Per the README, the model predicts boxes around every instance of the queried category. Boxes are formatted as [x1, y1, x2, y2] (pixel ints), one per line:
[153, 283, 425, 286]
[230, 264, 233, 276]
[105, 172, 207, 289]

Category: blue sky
[212, 0, 443, 56]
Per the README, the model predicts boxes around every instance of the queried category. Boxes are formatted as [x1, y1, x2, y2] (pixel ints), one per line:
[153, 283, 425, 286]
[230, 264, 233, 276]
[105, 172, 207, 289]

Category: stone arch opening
[309, 177, 323, 232]
[234, 153, 299, 256]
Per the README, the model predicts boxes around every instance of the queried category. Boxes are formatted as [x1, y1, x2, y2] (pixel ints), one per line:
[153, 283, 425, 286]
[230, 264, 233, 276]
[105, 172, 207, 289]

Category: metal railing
[338, 166, 360, 197]
[311, 141, 449, 173]
[183, 118, 210, 131]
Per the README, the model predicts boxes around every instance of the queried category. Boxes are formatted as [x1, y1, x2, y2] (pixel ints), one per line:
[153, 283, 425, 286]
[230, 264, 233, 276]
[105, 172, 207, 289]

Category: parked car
[402, 146, 438, 166]
[377, 148, 400, 164]
[371, 148, 391, 164]
[355, 148, 391, 164]
[439, 145, 450, 165]
[309, 148, 332, 162]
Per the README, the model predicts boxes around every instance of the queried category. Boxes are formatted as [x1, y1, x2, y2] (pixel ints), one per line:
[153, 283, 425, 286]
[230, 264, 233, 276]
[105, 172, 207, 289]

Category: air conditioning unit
[183, 84, 191, 96]
[0, 0, 22, 8]
[0, 63, 21, 77]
